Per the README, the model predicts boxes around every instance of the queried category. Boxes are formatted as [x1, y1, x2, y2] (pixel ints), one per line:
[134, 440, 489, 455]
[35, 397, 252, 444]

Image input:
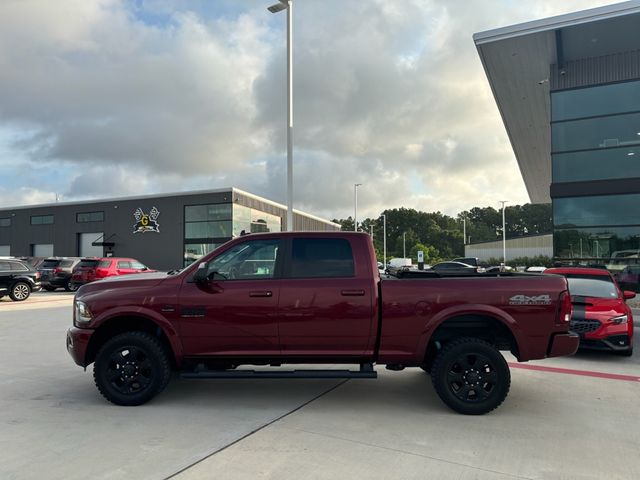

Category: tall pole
[463, 217, 466, 245]
[403, 232, 406, 258]
[499, 201, 508, 263]
[382, 214, 387, 268]
[286, 0, 293, 231]
[369, 224, 373, 238]
[354, 183, 362, 231]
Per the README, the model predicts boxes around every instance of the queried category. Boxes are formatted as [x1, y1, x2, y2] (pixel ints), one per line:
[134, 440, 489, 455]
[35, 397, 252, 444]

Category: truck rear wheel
[431, 337, 510, 415]
[94, 331, 171, 406]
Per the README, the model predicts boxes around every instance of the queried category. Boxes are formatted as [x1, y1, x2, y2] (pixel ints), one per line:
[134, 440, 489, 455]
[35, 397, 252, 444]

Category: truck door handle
[249, 291, 273, 297]
[341, 289, 365, 296]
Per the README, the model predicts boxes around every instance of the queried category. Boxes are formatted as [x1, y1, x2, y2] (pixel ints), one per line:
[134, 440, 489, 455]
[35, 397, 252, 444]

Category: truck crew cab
[67, 232, 578, 415]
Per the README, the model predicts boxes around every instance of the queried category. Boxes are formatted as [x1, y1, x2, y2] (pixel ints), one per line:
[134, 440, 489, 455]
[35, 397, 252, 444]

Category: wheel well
[85, 316, 175, 369]
[423, 315, 519, 369]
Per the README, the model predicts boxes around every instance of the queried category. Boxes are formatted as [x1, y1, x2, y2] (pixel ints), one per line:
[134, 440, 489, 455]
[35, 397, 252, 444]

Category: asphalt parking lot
[1, 292, 639, 480]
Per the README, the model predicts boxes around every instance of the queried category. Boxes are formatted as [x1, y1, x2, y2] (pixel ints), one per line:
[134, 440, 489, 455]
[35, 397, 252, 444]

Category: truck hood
[76, 272, 170, 296]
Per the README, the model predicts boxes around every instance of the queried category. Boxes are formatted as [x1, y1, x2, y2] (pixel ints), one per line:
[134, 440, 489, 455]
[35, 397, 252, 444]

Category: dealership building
[475, 1, 640, 266]
[0, 188, 340, 270]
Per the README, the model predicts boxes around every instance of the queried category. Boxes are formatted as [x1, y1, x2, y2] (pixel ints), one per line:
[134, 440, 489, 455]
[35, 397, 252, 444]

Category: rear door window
[98, 260, 112, 268]
[78, 260, 99, 268]
[0, 261, 11, 271]
[289, 238, 355, 278]
[10, 262, 28, 271]
[130, 261, 146, 270]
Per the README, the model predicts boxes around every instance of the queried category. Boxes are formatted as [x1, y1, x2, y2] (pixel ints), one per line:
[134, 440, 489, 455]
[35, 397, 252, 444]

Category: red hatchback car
[70, 257, 153, 290]
[545, 268, 634, 356]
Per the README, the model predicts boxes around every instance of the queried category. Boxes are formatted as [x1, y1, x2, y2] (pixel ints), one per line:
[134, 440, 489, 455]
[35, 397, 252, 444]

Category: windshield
[565, 275, 618, 299]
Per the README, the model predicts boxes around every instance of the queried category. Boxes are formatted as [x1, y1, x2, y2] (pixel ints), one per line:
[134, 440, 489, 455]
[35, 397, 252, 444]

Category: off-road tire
[9, 282, 31, 301]
[431, 337, 510, 415]
[94, 331, 171, 406]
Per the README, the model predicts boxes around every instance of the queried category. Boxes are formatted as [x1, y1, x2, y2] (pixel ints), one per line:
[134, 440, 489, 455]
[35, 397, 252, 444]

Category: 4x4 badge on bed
[509, 294, 551, 305]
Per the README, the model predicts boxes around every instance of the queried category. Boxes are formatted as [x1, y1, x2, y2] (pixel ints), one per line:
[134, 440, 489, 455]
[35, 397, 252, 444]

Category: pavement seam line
[163, 378, 350, 480]
[284, 427, 535, 480]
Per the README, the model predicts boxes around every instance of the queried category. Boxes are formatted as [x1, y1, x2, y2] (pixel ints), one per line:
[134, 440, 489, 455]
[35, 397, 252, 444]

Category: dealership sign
[133, 207, 160, 234]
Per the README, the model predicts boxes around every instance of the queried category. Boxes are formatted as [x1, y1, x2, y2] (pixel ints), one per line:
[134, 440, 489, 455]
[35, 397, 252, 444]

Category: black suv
[0, 259, 41, 301]
[38, 257, 82, 292]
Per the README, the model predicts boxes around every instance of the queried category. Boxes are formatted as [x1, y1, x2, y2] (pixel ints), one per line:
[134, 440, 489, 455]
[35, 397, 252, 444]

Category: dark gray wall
[0, 190, 233, 270]
[0, 189, 339, 270]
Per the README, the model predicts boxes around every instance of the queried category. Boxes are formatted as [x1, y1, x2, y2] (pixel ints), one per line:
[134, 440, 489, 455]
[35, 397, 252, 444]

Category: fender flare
[415, 303, 529, 360]
[91, 306, 184, 367]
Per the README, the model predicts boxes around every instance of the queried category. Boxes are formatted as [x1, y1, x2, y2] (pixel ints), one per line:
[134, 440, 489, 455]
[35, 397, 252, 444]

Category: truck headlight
[611, 314, 628, 325]
[74, 301, 93, 327]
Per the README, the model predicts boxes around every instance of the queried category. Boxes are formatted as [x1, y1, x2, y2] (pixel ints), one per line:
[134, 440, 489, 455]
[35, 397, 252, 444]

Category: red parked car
[545, 267, 634, 356]
[70, 257, 153, 290]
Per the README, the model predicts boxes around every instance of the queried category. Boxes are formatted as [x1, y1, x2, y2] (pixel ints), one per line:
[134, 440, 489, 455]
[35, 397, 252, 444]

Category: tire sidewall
[431, 338, 510, 415]
[94, 332, 169, 406]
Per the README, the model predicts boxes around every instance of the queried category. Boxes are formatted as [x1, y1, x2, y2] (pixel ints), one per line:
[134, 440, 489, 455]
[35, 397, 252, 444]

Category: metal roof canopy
[474, 1, 640, 204]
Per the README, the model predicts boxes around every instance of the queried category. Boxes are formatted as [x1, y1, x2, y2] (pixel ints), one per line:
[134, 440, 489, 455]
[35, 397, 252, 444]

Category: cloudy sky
[0, 0, 615, 220]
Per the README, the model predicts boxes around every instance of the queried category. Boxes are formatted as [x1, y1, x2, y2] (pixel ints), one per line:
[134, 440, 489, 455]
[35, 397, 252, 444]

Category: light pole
[381, 214, 387, 268]
[403, 232, 406, 258]
[268, 0, 294, 231]
[369, 224, 373, 238]
[499, 200, 508, 264]
[354, 183, 362, 231]
[462, 216, 466, 245]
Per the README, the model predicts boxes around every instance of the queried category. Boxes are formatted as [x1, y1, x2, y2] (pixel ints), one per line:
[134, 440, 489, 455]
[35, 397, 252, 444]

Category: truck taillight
[559, 291, 572, 323]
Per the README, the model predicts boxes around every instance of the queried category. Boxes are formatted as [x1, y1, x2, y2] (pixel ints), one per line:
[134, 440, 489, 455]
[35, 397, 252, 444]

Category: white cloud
[0, 0, 614, 219]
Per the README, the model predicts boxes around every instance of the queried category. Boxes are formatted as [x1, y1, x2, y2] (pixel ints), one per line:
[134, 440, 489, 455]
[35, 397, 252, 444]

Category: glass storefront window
[554, 194, 640, 228]
[183, 242, 223, 267]
[554, 226, 640, 262]
[552, 146, 640, 183]
[233, 205, 282, 236]
[185, 204, 232, 222]
[552, 80, 640, 121]
[552, 111, 640, 153]
[185, 221, 232, 239]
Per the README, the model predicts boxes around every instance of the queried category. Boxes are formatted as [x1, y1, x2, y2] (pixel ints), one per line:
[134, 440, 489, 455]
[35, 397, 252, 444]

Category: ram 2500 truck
[67, 232, 578, 415]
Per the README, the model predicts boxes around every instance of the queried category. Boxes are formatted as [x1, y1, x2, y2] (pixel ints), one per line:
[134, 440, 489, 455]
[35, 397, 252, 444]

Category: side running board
[180, 363, 377, 379]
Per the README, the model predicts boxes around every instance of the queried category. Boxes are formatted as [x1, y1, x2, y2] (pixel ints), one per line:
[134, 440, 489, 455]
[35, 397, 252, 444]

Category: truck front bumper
[66, 327, 94, 367]
[548, 332, 580, 358]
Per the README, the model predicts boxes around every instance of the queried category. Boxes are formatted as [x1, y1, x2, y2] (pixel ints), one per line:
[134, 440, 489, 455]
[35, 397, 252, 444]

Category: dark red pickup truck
[67, 232, 578, 414]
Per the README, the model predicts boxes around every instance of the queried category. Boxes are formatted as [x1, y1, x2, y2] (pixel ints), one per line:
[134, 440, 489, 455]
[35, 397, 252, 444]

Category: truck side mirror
[193, 262, 209, 284]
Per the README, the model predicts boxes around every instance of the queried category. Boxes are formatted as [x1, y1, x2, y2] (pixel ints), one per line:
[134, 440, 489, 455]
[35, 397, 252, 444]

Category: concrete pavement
[0, 296, 638, 480]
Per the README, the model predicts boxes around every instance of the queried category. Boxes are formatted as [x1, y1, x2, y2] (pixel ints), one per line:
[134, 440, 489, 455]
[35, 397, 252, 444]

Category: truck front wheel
[93, 332, 171, 406]
[431, 337, 510, 415]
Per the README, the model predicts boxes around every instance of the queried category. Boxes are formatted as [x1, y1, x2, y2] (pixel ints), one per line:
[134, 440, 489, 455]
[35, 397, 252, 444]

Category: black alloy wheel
[65, 281, 78, 292]
[10, 282, 31, 301]
[94, 332, 171, 406]
[431, 337, 510, 415]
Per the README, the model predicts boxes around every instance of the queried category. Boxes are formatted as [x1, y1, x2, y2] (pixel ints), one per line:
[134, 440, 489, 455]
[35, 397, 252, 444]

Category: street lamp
[381, 214, 387, 268]
[354, 183, 362, 231]
[268, 0, 294, 231]
[499, 200, 508, 264]
[403, 231, 406, 258]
